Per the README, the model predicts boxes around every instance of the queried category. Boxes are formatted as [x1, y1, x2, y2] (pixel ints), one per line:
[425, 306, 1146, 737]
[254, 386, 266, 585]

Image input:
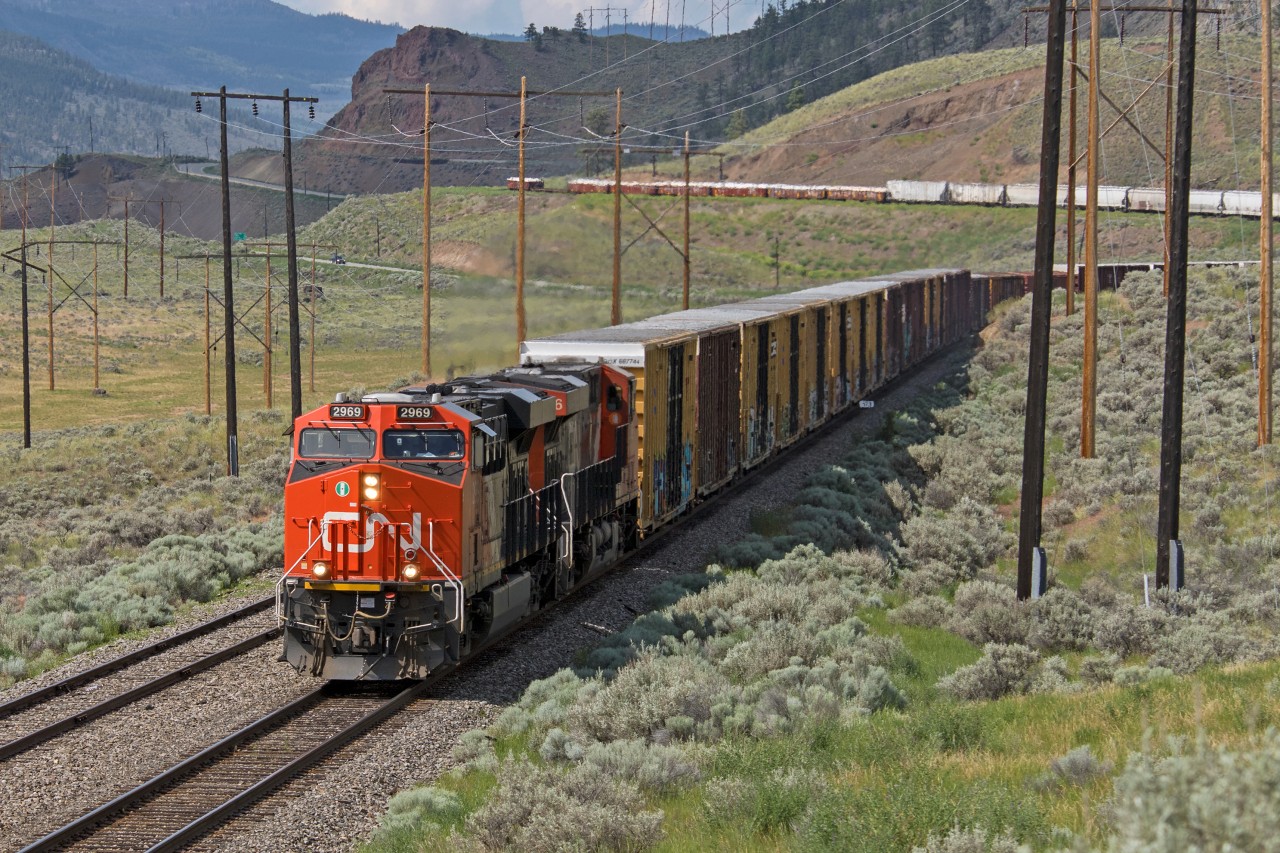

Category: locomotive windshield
[383, 429, 465, 460]
[298, 427, 376, 459]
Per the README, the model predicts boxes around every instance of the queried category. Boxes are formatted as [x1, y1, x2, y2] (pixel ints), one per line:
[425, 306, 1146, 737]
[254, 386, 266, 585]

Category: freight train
[277, 269, 1028, 679]
[556, 177, 1280, 219]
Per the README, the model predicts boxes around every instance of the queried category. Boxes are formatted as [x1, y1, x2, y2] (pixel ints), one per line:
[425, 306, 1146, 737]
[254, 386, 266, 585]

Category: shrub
[465, 759, 663, 852]
[1027, 587, 1093, 652]
[948, 581, 1029, 646]
[567, 650, 729, 742]
[937, 644, 1042, 702]
[891, 594, 951, 628]
[579, 738, 701, 793]
[912, 825, 1029, 853]
[1100, 732, 1280, 852]
[1045, 745, 1111, 788]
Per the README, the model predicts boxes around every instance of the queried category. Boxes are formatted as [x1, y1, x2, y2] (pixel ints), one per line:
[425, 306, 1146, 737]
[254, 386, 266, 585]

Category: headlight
[312, 561, 329, 578]
[402, 563, 420, 580]
[362, 473, 380, 501]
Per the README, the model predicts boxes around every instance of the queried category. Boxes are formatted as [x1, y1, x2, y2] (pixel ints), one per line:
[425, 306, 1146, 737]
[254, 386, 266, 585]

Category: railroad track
[22, 681, 427, 853]
[0, 596, 276, 762]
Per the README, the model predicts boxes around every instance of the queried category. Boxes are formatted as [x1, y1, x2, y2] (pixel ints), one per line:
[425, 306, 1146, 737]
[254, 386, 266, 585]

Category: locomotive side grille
[502, 481, 562, 564]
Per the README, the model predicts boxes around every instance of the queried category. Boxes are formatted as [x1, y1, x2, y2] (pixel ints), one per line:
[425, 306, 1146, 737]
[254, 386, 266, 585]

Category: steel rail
[21, 681, 428, 853]
[0, 595, 275, 720]
[0, 627, 281, 762]
[149, 681, 429, 853]
[19, 687, 328, 853]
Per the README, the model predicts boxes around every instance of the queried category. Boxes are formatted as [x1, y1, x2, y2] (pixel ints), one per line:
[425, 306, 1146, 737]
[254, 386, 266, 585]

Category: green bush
[1098, 731, 1280, 852]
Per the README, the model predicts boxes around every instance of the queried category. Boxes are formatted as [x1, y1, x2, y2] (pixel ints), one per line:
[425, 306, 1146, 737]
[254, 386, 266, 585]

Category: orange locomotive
[279, 364, 639, 680]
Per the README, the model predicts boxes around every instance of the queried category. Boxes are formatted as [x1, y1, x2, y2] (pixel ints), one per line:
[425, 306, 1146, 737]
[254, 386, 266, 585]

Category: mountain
[0, 0, 401, 116]
[274, 2, 1048, 194]
[0, 30, 278, 169]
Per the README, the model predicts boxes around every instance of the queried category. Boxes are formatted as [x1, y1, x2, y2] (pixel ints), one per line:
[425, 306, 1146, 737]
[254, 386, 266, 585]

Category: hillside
[717, 35, 1279, 190]
[0, 0, 400, 110]
[267, 2, 1050, 193]
[0, 30, 285, 169]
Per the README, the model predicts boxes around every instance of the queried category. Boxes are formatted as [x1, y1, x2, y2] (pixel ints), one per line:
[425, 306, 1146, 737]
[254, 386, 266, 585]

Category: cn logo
[320, 511, 422, 553]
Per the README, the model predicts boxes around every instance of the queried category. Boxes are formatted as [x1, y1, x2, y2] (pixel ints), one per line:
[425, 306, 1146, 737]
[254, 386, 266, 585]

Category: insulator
[195, 98, 202, 113]
[252, 101, 259, 117]
[308, 103, 315, 121]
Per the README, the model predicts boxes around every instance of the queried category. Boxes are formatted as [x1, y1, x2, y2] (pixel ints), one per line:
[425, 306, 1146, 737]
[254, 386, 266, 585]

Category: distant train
[277, 268, 1028, 680]
[550, 177, 1280, 220]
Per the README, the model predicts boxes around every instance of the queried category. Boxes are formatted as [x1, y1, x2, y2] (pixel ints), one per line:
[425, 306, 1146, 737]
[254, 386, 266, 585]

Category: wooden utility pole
[423, 83, 433, 374]
[518, 77, 527, 345]
[309, 249, 317, 393]
[159, 200, 166, 298]
[264, 244, 273, 409]
[205, 255, 212, 416]
[1017, 0, 1067, 601]
[683, 130, 691, 310]
[92, 242, 99, 390]
[48, 171, 55, 391]
[612, 87, 624, 325]
[1164, 10, 1176, 297]
[1080, 0, 1101, 459]
[1156, 0, 1198, 590]
[10, 164, 37, 447]
[1065, 1, 1079, 317]
[1260, 0, 1274, 445]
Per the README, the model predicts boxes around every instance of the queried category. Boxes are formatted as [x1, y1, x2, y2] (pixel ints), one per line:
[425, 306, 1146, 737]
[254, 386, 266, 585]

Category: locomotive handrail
[276, 520, 325, 622]
[424, 520, 465, 637]
[558, 471, 575, 565]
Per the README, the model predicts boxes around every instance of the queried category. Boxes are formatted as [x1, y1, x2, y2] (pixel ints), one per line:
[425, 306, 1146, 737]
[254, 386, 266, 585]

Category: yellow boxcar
[521, 324, 697, 530]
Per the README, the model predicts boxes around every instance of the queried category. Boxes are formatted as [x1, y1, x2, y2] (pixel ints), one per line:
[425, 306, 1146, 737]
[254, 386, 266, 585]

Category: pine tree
[572, 12, 588, 42]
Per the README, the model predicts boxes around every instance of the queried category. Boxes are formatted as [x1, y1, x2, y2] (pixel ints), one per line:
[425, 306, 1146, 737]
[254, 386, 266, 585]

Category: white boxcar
[947, 182, 1006, 205]
[887, 180, 949, 203]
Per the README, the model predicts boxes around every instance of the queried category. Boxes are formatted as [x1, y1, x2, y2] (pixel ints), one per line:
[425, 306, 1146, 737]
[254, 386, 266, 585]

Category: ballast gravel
[0, 350, 964, 853]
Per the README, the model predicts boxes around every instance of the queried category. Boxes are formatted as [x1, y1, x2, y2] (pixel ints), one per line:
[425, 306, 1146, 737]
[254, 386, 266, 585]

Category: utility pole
[612, 87, 623, 325]
[265, 242, 273, 409]
[1080, 0, 1101, 459]
[1017, 0, 1067, 601]
[1065, 1, 1078, 317]
[518, 77, 527, 345]
[205, 255, 212, 416]
[92, 242, 99, 390]
[684, 130, 691, 310]
[1260, 0, 1274, 445]
[159, 200, 168, 299]
[424, 83, 433, 375]
[191, 86, 318, 470]
[48, 170, 55, 391]
[1155, 0, 1199, 590]
[11, 165, 37, 448]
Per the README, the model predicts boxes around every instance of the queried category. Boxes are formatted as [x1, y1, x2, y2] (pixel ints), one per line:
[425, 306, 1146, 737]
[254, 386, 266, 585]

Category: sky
[277, 0, 757, 36]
